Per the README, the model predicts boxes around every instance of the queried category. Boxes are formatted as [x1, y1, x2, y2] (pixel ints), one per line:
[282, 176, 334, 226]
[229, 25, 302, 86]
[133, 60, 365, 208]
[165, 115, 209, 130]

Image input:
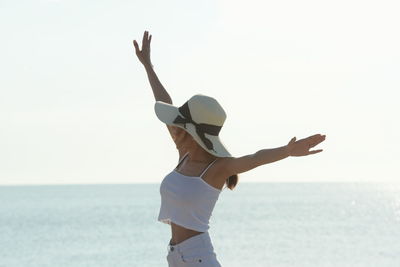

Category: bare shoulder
[201, 157, 231, 190]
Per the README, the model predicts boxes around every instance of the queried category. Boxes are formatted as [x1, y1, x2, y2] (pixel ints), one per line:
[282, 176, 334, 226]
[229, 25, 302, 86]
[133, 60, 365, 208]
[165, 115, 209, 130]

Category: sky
[1, 0, 399, 185]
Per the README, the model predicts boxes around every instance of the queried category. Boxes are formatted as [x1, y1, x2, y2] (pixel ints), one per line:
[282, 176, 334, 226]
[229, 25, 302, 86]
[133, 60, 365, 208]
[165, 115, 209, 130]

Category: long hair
[224, 174, 238, 190]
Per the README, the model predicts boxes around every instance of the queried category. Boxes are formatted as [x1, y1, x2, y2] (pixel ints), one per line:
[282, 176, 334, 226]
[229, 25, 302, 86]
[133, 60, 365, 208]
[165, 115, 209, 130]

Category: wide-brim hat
[154, 94, 232, 157]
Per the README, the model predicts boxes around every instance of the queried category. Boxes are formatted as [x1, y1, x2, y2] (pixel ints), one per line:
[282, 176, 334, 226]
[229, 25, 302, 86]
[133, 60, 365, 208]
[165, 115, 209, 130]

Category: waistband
[167, 231, 212, 253]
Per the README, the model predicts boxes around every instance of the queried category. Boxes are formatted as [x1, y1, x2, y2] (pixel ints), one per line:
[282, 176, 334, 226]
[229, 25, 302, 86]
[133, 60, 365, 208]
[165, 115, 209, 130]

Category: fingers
[142, 30, 152, 48]
[310, 134, 322, 138]
[133, 40, 139, 52]
[308, 149, 323, 154]
[305, 134, 326, 153]
[135, 31, 151, 53]
[308, 134, 326, 146]
[308, 140, 324, 149]
[288, 136, 296, 145]
[142, 30, 148, 48]
[309, 134, 324, 142]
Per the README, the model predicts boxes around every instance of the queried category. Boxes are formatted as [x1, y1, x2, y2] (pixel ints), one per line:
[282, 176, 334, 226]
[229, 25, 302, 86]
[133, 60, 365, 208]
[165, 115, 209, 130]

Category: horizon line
[0, 181, 398, 187]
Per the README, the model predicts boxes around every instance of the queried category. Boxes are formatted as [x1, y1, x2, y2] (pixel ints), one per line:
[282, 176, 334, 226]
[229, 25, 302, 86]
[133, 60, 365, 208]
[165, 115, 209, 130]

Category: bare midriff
[169, 221, 204, 245]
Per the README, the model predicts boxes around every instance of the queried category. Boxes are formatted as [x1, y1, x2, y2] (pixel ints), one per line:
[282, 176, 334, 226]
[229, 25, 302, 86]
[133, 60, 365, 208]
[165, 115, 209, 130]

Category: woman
[133, 30, 326, 267]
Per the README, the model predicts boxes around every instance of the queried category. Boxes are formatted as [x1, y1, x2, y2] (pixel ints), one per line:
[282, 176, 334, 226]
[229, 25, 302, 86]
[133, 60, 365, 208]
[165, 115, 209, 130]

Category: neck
[186, 146, 216, 163]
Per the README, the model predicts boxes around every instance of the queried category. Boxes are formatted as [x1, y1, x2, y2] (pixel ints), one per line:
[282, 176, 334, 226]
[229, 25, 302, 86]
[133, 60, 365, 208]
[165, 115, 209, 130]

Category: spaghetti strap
[199, 158, 218, 178]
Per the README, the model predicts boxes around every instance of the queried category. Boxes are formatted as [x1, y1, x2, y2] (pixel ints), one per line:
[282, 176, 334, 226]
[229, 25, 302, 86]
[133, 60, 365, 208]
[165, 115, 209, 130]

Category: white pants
[166, 231, 222, 266]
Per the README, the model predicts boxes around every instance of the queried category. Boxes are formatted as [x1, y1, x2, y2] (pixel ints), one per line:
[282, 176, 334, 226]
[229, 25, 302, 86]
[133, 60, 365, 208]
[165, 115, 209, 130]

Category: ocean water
[1, 182, 399, 267]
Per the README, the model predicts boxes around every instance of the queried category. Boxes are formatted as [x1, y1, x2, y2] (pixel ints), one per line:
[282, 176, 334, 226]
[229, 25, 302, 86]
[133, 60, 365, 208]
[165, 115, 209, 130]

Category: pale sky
[1, 0, 399, 185]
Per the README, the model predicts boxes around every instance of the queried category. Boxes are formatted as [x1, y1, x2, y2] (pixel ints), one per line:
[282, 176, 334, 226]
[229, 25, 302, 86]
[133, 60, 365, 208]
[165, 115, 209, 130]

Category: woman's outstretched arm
[222, 134, 326, 177]
[133, 30, 172, 104]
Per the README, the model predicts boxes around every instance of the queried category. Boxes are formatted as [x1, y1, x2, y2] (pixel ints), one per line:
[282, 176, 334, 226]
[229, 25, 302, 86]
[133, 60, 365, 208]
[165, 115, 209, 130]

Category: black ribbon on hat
[173, 102, 222, 153]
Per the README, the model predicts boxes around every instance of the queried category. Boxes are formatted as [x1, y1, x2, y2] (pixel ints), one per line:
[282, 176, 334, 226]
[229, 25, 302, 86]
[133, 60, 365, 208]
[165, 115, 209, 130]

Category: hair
[224, 174, 239, 190]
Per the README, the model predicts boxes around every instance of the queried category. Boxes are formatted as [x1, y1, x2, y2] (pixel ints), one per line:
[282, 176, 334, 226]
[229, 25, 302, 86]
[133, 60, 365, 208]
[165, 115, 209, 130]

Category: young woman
[133, 30, 326, 267]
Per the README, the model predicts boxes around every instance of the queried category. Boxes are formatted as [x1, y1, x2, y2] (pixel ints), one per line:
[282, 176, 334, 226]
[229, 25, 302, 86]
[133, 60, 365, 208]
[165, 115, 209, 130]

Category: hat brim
[154, 101, 232, 157]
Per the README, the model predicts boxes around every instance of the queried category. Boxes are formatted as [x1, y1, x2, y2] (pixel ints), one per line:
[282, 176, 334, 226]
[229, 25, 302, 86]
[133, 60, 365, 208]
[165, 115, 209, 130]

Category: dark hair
[224, 174, 239, 190]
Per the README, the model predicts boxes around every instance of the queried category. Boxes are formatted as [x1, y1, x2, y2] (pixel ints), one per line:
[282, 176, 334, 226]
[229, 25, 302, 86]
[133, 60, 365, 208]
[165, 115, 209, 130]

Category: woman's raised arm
[133, 30, 172, 104]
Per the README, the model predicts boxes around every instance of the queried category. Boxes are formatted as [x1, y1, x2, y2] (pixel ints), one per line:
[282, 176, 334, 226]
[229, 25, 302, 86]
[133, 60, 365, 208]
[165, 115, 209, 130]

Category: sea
[1, 182, 399, 267]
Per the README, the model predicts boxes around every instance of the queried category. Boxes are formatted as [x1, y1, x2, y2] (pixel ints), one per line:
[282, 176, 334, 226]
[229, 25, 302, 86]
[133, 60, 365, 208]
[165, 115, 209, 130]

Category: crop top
[157, 152, 221, 232]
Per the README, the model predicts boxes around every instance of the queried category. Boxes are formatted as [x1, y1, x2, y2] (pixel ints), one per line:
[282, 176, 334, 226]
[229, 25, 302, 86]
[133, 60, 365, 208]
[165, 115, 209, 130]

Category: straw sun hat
[154, 94, 232, 157]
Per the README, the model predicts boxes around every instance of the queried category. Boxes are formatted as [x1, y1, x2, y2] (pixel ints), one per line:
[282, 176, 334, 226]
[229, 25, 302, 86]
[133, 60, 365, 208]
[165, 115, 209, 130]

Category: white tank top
[157, 152, 221, 232]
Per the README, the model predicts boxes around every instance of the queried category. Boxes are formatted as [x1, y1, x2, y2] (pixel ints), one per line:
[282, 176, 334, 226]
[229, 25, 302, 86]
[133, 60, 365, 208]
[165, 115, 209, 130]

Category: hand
[133, 30, 152, 67]
[286, 134, 326, 157]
